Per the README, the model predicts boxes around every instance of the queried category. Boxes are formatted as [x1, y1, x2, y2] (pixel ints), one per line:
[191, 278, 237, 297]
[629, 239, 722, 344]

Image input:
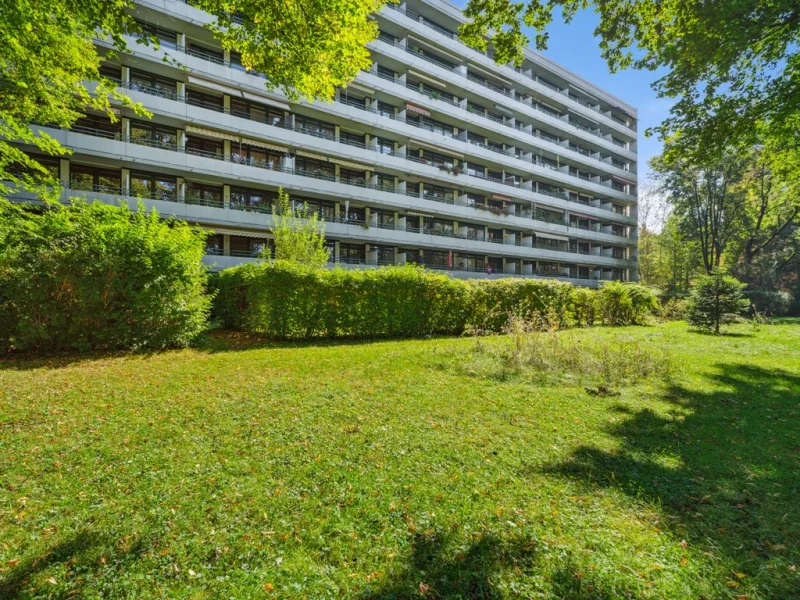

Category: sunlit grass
[1, 321, 798, 599]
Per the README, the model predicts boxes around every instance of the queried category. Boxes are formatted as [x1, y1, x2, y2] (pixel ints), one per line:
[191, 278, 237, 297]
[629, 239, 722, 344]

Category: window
[343, 206, 365, 223]
[299, 198, 335, 221]
[99, 64, 121, 80]
[230, 98, 284, 127]
[464, 225, 484, 241]
[339, 130, 365, 148]
[129, 69, 177, 99]
[425, 219, 453, 237]
[467, 164, 485, 178]
[420, 150, 454, 168]
[456, 253, 485, 272]
[186, 89, 224, 111]
[186, 136, 223, 159]
[230, 187, 272, 213]
[340, 243, 365, 263]
[295, 156, 334, 179]
[130, 172, 177, 201]
[339, 168, 366, 187]
[377, 101, 396, 119]
[205, 234, 224, 255]
[377, 65, 396, 80]
[426, 250, 451, 269]
[135, 20, 177, 49]
[467, 132, 485, 145]
[294, 115, 335, 139]
[466, 193, 485, 208]
[130, 121, 177, 149]
[70, 165, 121, 194]
[231, 143, 283, 169]
[376, 138, 394, 155]
[186, 41, 224, 64]
[73, 115, 121, 139]
[230, 235, 267, 257]
[186, 182, 222, 207]
[422, 183, 454, 202]
[376, 172, 394, 191]
[376, 246, 395, 265]
[375, 210, 394, 229]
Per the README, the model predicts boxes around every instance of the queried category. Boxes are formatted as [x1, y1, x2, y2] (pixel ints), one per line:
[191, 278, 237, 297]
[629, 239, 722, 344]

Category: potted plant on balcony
[452, 165, 462, 175]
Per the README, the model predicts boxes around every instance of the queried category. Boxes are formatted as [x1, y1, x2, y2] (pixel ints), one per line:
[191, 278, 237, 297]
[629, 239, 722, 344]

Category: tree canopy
[460, 0, 800, 159]
[0, 0, 385, 198]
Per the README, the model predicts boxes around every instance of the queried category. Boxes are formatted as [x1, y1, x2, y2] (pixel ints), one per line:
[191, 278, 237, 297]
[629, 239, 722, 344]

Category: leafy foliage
[0, 199, 211, 352]
[743, 289, 793, 318]
[686, 269, 750, 334]
[215, 264, 652, 340]
[194, 0, 384, 102]
[460, 0, 800, 160]
[571, 287, 597, 327]
[596, 281, 659, 326]
[270, 189, 330, 268]
[0, 0, 149, 199]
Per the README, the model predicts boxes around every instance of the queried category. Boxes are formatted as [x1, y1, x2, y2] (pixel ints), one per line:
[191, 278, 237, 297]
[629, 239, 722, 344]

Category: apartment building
[22, 0, 639, 285]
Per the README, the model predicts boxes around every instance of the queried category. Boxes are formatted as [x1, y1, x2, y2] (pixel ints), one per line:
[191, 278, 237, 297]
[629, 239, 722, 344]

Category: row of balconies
[56, 121, 635, 246]
[92, 74, 638, 216]
[137, 0, 637, 143]
[380, 2, 637, 136]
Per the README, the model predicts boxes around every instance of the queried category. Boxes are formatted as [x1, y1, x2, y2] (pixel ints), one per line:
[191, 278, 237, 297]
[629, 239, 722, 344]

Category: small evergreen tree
[686, 269, 750, 334]
[270, 188, 329, 268]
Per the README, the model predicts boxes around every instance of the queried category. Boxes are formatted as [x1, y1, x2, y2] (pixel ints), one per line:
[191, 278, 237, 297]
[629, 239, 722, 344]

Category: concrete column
[59, 159, 69, 188]
[121, 168, 130, 196]
[223, 184, 230, 209]
[223, 139, 231, 160]
[223, 49, 231, 65]
[177, 81, 185, 100]
[223, 95, 231, 114]
[121, 118, 130, 140]
[223, 234, 231, 256]
[334, 202, 341, 219]
[121, 66, 130, 85]
[177, 178, 185, 203]
[334, 240, 341, 262]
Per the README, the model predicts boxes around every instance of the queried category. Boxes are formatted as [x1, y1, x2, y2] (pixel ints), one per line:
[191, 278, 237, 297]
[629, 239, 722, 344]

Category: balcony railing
[60, 125, 633, 238]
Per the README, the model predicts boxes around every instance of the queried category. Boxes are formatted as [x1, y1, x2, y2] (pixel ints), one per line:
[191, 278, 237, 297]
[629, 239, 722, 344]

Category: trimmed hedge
[214, 262, 631, 340]
[0, 199, 211, 352]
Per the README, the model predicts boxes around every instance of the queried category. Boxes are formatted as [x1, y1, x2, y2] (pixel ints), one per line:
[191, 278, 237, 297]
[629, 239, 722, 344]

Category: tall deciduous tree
[651, 151, 749, 275]
[460, 0, 800, 159]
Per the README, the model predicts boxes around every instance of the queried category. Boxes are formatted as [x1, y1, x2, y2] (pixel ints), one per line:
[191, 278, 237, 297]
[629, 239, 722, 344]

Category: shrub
[744, 290, 793, 317]
[659, 297, 689, 321]
[686, 269, 750, 334]
[215, 262, 469, 339]
[464, 278, 575, 333]
[0, 199, 211, 352]
[596, 281, 659, 325]
[571, 287, 597, 327]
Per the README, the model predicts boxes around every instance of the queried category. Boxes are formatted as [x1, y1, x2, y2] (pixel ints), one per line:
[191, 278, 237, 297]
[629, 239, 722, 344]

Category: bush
[215, 262, 469, 339]
[215, 263, 653, 340]
[571, 288, 597, 327]
[686, 269, 750, 334]
[744, 290, 793, 317]
[659, 297, 689, 321]
[464, 278, 575, 333]
[596, 281, 659, 325]
[0, 199, 211, 352]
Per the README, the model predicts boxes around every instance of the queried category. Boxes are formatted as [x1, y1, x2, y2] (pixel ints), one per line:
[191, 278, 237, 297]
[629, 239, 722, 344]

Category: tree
[686, 269, 750, 334]
[460, 0, 800, 160]
[0, 0, 383, 199]
[270, 188, 330, 268]
[651, 150, 749, 274]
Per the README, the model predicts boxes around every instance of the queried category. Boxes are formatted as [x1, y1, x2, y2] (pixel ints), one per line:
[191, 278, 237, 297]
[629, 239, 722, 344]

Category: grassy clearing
[1, 321, 798, 599]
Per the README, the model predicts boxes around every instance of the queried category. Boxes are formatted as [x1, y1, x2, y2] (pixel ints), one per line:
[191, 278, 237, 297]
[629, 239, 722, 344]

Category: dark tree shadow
[360, 530, 624, 600]
[0, 529, 149, 599]
[539, 363, 800, 598]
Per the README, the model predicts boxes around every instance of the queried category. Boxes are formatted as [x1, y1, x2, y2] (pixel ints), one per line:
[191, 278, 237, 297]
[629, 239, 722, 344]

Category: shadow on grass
[360, 530, 621, 600]
[539, 362, 800, 597]
[0, 529, 149, 599]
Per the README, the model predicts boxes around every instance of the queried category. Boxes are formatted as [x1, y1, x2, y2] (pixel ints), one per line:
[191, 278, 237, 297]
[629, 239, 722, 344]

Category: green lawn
[1, 321, 798, 599]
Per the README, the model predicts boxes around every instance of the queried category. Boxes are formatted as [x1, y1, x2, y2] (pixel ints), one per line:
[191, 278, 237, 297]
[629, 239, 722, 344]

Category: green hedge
[0, 199, 211, 352]
[215, 262, 587, 339]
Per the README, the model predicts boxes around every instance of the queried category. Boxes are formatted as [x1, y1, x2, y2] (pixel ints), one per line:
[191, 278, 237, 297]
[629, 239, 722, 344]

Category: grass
[0, 321, 798, 599]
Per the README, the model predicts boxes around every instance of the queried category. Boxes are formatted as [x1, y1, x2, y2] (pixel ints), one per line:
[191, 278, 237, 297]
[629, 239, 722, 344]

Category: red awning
[405, 103, 430, 117]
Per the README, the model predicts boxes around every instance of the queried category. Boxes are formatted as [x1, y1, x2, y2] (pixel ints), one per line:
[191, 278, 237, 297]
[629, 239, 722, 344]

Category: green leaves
[461, 0, 800, 160]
